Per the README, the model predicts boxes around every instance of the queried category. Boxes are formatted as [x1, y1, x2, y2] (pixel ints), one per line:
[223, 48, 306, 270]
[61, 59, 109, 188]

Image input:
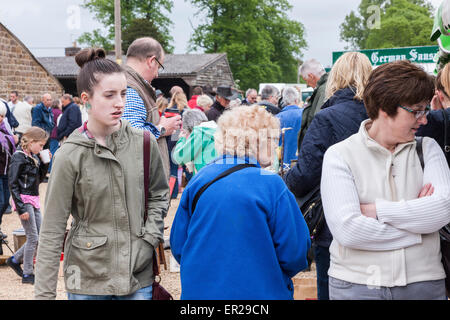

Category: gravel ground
[0, 183, 315, 300]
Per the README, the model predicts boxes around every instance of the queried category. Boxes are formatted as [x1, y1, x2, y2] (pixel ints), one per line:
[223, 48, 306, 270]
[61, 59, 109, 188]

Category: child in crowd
[6, 127, 49, 284]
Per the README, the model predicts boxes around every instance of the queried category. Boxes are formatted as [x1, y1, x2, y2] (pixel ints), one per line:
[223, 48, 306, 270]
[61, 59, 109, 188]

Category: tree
[78, 0, 174, 53]
[340, 0, 434, 50]
[122, 19, 173, 53]
[189, 0, 307, 91]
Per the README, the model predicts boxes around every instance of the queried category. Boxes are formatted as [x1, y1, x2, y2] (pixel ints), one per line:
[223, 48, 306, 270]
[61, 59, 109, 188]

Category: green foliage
[340, 0, 434, 50]
[78, 0, 174, 53]
[77, 29, 114, 51]
[189, 0, 307, 91]
[122, 19, 174, 53]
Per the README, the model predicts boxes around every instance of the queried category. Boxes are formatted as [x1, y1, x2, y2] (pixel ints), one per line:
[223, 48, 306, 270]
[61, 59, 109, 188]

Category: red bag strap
[143, 130, 150, 222]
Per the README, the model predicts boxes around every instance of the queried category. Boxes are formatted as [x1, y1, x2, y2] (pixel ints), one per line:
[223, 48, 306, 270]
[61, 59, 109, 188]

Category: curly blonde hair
[214, 105, 280, 162]
[325, 52, 373, 101]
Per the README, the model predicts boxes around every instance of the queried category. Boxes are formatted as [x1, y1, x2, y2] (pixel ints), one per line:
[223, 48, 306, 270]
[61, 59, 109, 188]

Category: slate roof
[37, 53, 227, 78]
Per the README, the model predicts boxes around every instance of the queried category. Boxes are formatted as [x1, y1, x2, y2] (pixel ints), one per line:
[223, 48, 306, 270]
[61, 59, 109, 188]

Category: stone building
[38, 52, 235, 99]
[0, 22, 64, 102]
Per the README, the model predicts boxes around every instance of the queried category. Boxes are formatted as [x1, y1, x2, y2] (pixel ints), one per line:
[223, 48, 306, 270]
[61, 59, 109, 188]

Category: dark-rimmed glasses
[154, 56, 164, 72]
[398, 105, 430, 119]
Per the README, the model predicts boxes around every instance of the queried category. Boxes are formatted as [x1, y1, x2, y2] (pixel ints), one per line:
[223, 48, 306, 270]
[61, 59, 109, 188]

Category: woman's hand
[360, 203, 377, 219]
[418, 183, 434, 198]
[19, 212, 30, 221]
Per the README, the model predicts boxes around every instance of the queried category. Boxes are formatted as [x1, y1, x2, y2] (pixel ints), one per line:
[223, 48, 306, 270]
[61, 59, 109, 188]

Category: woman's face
[384, 101, 428, 144]
[0, 114, 5, 124]
[84, 72, 127, 128]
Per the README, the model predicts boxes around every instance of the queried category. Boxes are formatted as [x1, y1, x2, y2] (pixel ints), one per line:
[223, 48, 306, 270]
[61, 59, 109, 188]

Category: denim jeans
[313, 243, 330, 300]
[48, 138, 59, 173]
[0, 175, 10, 225]
[14, 204, 41, 275]
[67, 285, 153, 300]
[329, 277, 446, 300]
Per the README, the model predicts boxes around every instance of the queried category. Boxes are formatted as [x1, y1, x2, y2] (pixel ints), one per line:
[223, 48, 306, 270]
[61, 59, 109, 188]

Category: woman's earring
[85, 102, 92, 110]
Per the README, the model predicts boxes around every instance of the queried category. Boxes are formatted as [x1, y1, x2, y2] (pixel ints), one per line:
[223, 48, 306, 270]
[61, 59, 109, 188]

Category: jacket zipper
[24, 174, 27, 188]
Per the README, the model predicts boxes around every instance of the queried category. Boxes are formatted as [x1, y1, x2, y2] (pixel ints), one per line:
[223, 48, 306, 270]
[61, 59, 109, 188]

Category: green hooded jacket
[35, 120, 169, 299]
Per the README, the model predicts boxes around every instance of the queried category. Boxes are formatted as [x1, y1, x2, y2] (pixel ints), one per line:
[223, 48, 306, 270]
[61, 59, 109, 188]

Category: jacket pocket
[133, 237, 154, 275]
[66, 235, 109, 279]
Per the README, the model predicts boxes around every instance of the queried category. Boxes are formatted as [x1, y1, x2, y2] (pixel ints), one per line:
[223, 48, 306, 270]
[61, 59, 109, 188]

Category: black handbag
[295, 185, 325, 241]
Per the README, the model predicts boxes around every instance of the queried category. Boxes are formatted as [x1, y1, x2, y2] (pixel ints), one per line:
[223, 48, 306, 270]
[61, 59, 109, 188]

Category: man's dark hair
[10, 91, 19, 97]
[363, 60, 434, 120]
[192, 86, 203, 95]
[126, 37, 163, 61]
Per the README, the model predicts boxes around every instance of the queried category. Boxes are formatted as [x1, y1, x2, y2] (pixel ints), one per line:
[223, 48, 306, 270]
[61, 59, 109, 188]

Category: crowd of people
[0, 35, 448, 301]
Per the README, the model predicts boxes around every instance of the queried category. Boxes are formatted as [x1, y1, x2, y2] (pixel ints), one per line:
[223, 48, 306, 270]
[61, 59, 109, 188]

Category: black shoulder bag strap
[191, 163, 257, 213]
[415, 136, 424, 170]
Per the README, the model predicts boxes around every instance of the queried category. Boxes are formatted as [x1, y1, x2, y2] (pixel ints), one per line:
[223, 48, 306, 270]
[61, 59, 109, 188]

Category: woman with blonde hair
[167, 91, 188, 114]
[166, 91, 189, 198]
[170, 105, 311, 299]
[284, 51, 373, 300]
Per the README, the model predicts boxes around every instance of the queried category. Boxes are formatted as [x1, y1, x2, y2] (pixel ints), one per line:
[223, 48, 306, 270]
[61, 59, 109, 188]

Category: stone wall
[0, 24, 63, 103]
[195, 55, 235, 88]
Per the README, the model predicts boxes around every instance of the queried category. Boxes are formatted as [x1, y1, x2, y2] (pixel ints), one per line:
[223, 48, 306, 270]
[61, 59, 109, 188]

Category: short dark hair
[126, 37, 163, 61]
[10, 91, 19, 97]
[75, 48, 123, 97]
[192, 86, 203, 95]
[363, 60, 435, 120]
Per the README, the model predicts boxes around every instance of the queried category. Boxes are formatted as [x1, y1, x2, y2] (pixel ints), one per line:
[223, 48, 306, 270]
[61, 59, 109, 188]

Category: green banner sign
[332, 46, 439, 66]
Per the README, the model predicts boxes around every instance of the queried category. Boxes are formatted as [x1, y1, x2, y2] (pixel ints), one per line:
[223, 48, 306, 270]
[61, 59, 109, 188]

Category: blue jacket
[31, 103, 54, 134]
[284, 87, 368, 247]
[170, 155, 311, 300]
[276, 105, 303, 165]
[416, 109, 450, 167]
[57, 102, 82, 141]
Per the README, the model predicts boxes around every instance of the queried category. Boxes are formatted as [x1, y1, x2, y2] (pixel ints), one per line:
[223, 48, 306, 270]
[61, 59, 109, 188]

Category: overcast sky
[0, 0, 443, 68]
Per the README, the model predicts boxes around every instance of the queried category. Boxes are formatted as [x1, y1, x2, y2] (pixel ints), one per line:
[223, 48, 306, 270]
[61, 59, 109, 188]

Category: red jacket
[188, 95, 199, 109]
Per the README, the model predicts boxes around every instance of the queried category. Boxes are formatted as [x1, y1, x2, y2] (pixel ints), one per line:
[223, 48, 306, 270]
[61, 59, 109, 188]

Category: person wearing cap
[205, 85, 238, 122]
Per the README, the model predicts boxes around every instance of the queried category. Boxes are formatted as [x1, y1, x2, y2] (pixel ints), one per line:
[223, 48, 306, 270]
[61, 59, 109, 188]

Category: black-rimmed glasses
[154, 56, 164, 72]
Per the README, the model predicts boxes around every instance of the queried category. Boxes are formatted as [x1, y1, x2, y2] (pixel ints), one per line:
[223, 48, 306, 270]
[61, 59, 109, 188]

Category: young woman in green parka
[34, 48, 170, 300]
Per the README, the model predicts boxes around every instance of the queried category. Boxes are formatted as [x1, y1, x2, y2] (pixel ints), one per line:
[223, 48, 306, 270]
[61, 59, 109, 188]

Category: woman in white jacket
[321, 60, 450, 300]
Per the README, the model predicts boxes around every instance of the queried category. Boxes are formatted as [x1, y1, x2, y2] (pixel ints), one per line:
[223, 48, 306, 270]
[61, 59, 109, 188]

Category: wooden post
[114, 0, 122, 65]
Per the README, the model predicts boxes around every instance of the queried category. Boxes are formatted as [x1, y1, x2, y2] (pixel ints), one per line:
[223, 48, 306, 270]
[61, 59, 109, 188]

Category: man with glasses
[123, 37, 181, 179]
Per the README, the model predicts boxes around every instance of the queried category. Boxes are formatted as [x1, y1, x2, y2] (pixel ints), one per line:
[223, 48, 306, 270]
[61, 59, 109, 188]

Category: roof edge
[0, 22, 64, 92]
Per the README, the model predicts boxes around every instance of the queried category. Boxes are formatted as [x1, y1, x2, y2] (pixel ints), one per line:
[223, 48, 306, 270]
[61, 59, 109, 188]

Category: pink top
[11, 194, 41, 212]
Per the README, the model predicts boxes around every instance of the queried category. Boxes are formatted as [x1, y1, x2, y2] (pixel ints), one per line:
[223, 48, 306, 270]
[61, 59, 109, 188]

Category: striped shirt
[123, 87, 160, 139]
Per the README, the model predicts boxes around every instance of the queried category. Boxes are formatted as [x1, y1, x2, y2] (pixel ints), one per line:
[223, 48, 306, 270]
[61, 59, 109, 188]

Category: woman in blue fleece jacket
[170, 105, 311, 300]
